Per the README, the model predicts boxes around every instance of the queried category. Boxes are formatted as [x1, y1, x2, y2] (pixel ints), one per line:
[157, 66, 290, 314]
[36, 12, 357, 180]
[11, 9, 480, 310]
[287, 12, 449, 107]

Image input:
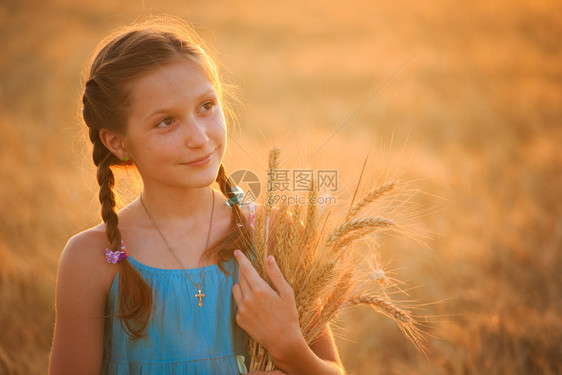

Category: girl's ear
[99, 128, 127, 160]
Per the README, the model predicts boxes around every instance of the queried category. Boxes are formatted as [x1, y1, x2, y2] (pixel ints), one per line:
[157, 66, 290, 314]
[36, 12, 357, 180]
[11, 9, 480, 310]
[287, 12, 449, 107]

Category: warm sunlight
[1, 1, 561, 374]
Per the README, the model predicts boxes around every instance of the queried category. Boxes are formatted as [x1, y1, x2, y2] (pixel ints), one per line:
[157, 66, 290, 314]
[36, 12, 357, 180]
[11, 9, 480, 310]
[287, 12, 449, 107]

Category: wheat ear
[288, 204, 303, 252]
[346, 181, 397, 220]
[325, 217, 395, 248]
[265, 146, 280, 217]
[296, 261, 336, 312]
[302, 180, 318, 248]
[349, 294, 411, 323]
[273, 203, 289, 270]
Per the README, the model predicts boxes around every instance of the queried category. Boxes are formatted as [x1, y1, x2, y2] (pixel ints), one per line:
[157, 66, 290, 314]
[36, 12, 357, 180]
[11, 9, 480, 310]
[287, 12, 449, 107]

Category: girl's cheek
[210, 119, 227, 139]
[208, 110, 226, 128]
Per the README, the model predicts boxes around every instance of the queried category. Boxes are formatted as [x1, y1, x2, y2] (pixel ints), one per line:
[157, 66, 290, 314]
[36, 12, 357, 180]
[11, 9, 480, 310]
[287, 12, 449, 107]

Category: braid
[215, 163, 252, 246]
[216, 163, 236, 200]
[89, 127, 152, 339]
[90, 128, 122, 252]
[217, 163, 248, 220]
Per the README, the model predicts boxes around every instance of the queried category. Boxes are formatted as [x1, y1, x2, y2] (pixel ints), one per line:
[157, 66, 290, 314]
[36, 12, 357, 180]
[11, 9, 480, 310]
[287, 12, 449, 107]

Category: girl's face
[123, 57, 227, 190]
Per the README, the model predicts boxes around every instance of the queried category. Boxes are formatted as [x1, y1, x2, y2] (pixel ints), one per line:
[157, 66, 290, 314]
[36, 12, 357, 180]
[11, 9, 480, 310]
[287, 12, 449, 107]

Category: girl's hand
[248, 372, 288, 375]
[232, 249, 304, 364]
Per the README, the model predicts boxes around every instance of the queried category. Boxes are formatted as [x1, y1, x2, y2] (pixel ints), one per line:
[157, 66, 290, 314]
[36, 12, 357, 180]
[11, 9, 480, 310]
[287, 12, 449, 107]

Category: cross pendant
[195, 287, 206, 307]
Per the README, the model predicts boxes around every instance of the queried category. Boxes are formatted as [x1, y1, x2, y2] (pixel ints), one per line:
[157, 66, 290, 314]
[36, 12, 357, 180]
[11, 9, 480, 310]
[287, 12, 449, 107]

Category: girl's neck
[138, 184, 216, 228]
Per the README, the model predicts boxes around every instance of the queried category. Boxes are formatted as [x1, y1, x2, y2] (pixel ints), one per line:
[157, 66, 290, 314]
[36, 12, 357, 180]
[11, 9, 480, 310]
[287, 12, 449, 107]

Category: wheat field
[0, 1, 561, 374]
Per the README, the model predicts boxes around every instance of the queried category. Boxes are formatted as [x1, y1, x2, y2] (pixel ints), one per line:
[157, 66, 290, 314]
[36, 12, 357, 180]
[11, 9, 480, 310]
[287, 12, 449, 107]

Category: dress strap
[247, 202, 256, 231]
[244, 202, 258, 265]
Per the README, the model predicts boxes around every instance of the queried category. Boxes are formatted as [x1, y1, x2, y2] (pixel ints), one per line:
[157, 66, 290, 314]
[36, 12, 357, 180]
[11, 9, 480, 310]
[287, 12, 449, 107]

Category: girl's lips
[184, 151, 213, 166]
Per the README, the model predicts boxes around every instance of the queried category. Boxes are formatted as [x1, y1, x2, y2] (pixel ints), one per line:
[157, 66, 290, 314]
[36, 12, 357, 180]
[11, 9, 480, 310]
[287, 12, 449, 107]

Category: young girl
[48, 16, 345, 375]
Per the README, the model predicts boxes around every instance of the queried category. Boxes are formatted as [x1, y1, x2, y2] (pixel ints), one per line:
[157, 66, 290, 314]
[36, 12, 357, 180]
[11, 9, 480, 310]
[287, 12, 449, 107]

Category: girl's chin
[183, 168, 220, 187]
[142, 163, 221, 188]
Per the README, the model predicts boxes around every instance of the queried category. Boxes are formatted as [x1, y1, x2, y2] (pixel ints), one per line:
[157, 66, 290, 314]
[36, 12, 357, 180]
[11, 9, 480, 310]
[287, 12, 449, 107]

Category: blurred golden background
[0, 0, 561, 374]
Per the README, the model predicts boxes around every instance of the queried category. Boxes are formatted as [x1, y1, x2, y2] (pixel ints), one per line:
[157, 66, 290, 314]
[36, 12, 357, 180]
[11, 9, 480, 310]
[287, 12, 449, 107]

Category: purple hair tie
[105, 240, 129, 264]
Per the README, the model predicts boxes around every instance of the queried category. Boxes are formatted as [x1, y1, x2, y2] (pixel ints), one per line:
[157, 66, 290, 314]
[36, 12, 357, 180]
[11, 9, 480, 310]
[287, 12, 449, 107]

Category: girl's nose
[183, 118, 210, 149]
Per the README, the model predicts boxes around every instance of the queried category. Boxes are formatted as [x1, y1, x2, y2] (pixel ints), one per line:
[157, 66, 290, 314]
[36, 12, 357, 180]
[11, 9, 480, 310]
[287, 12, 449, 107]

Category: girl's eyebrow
[143, 88, 216, 121]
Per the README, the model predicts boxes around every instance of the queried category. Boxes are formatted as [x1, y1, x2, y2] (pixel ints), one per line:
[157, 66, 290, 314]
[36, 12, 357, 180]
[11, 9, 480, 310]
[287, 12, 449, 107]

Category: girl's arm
[260, 321, 346, 375]
[246, 324, 345, 375]
[308, 323, 346, 373]
[48, 229, 115, 375]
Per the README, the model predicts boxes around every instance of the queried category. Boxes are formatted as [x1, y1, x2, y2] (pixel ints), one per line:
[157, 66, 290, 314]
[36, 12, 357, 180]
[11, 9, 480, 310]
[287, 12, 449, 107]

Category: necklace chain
[139, 190, 215, 307]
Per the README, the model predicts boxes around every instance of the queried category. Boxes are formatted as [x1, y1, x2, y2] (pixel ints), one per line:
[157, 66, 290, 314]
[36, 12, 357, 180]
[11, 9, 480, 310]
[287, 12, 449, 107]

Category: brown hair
[81, 15, 253, 339]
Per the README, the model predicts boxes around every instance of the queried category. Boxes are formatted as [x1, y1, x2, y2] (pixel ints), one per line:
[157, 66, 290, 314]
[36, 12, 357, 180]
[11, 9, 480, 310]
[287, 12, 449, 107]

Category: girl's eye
[156, 117, 175, 128]
[200, 100, 216, 112]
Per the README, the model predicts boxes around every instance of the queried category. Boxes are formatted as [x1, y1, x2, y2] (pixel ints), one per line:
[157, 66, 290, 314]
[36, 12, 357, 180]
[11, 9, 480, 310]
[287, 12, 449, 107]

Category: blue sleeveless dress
[101, 203, 256, 375]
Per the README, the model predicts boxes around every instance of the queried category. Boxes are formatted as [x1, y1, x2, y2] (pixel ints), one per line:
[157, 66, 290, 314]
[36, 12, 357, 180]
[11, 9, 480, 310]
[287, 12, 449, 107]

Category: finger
[234, 250, 253, 294]
[265, 255, 292, 298]
[232, 282, 243, 305]
[237, 261, 252, 296]
[234, 249, 268, 291]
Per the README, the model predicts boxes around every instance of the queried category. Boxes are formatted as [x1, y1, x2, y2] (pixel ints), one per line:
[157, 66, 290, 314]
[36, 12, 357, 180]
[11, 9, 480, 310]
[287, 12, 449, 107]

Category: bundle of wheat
[242, 146, 426, 371]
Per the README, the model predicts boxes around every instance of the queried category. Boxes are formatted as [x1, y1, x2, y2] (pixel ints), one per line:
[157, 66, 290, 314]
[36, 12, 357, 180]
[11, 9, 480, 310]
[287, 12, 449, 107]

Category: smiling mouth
[183, 150, 214, 165]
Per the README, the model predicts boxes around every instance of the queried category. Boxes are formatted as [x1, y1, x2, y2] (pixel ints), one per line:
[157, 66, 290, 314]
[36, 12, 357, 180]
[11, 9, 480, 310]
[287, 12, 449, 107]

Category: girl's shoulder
[64, 223, 113, 262]
[58, 224, 120, 299]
